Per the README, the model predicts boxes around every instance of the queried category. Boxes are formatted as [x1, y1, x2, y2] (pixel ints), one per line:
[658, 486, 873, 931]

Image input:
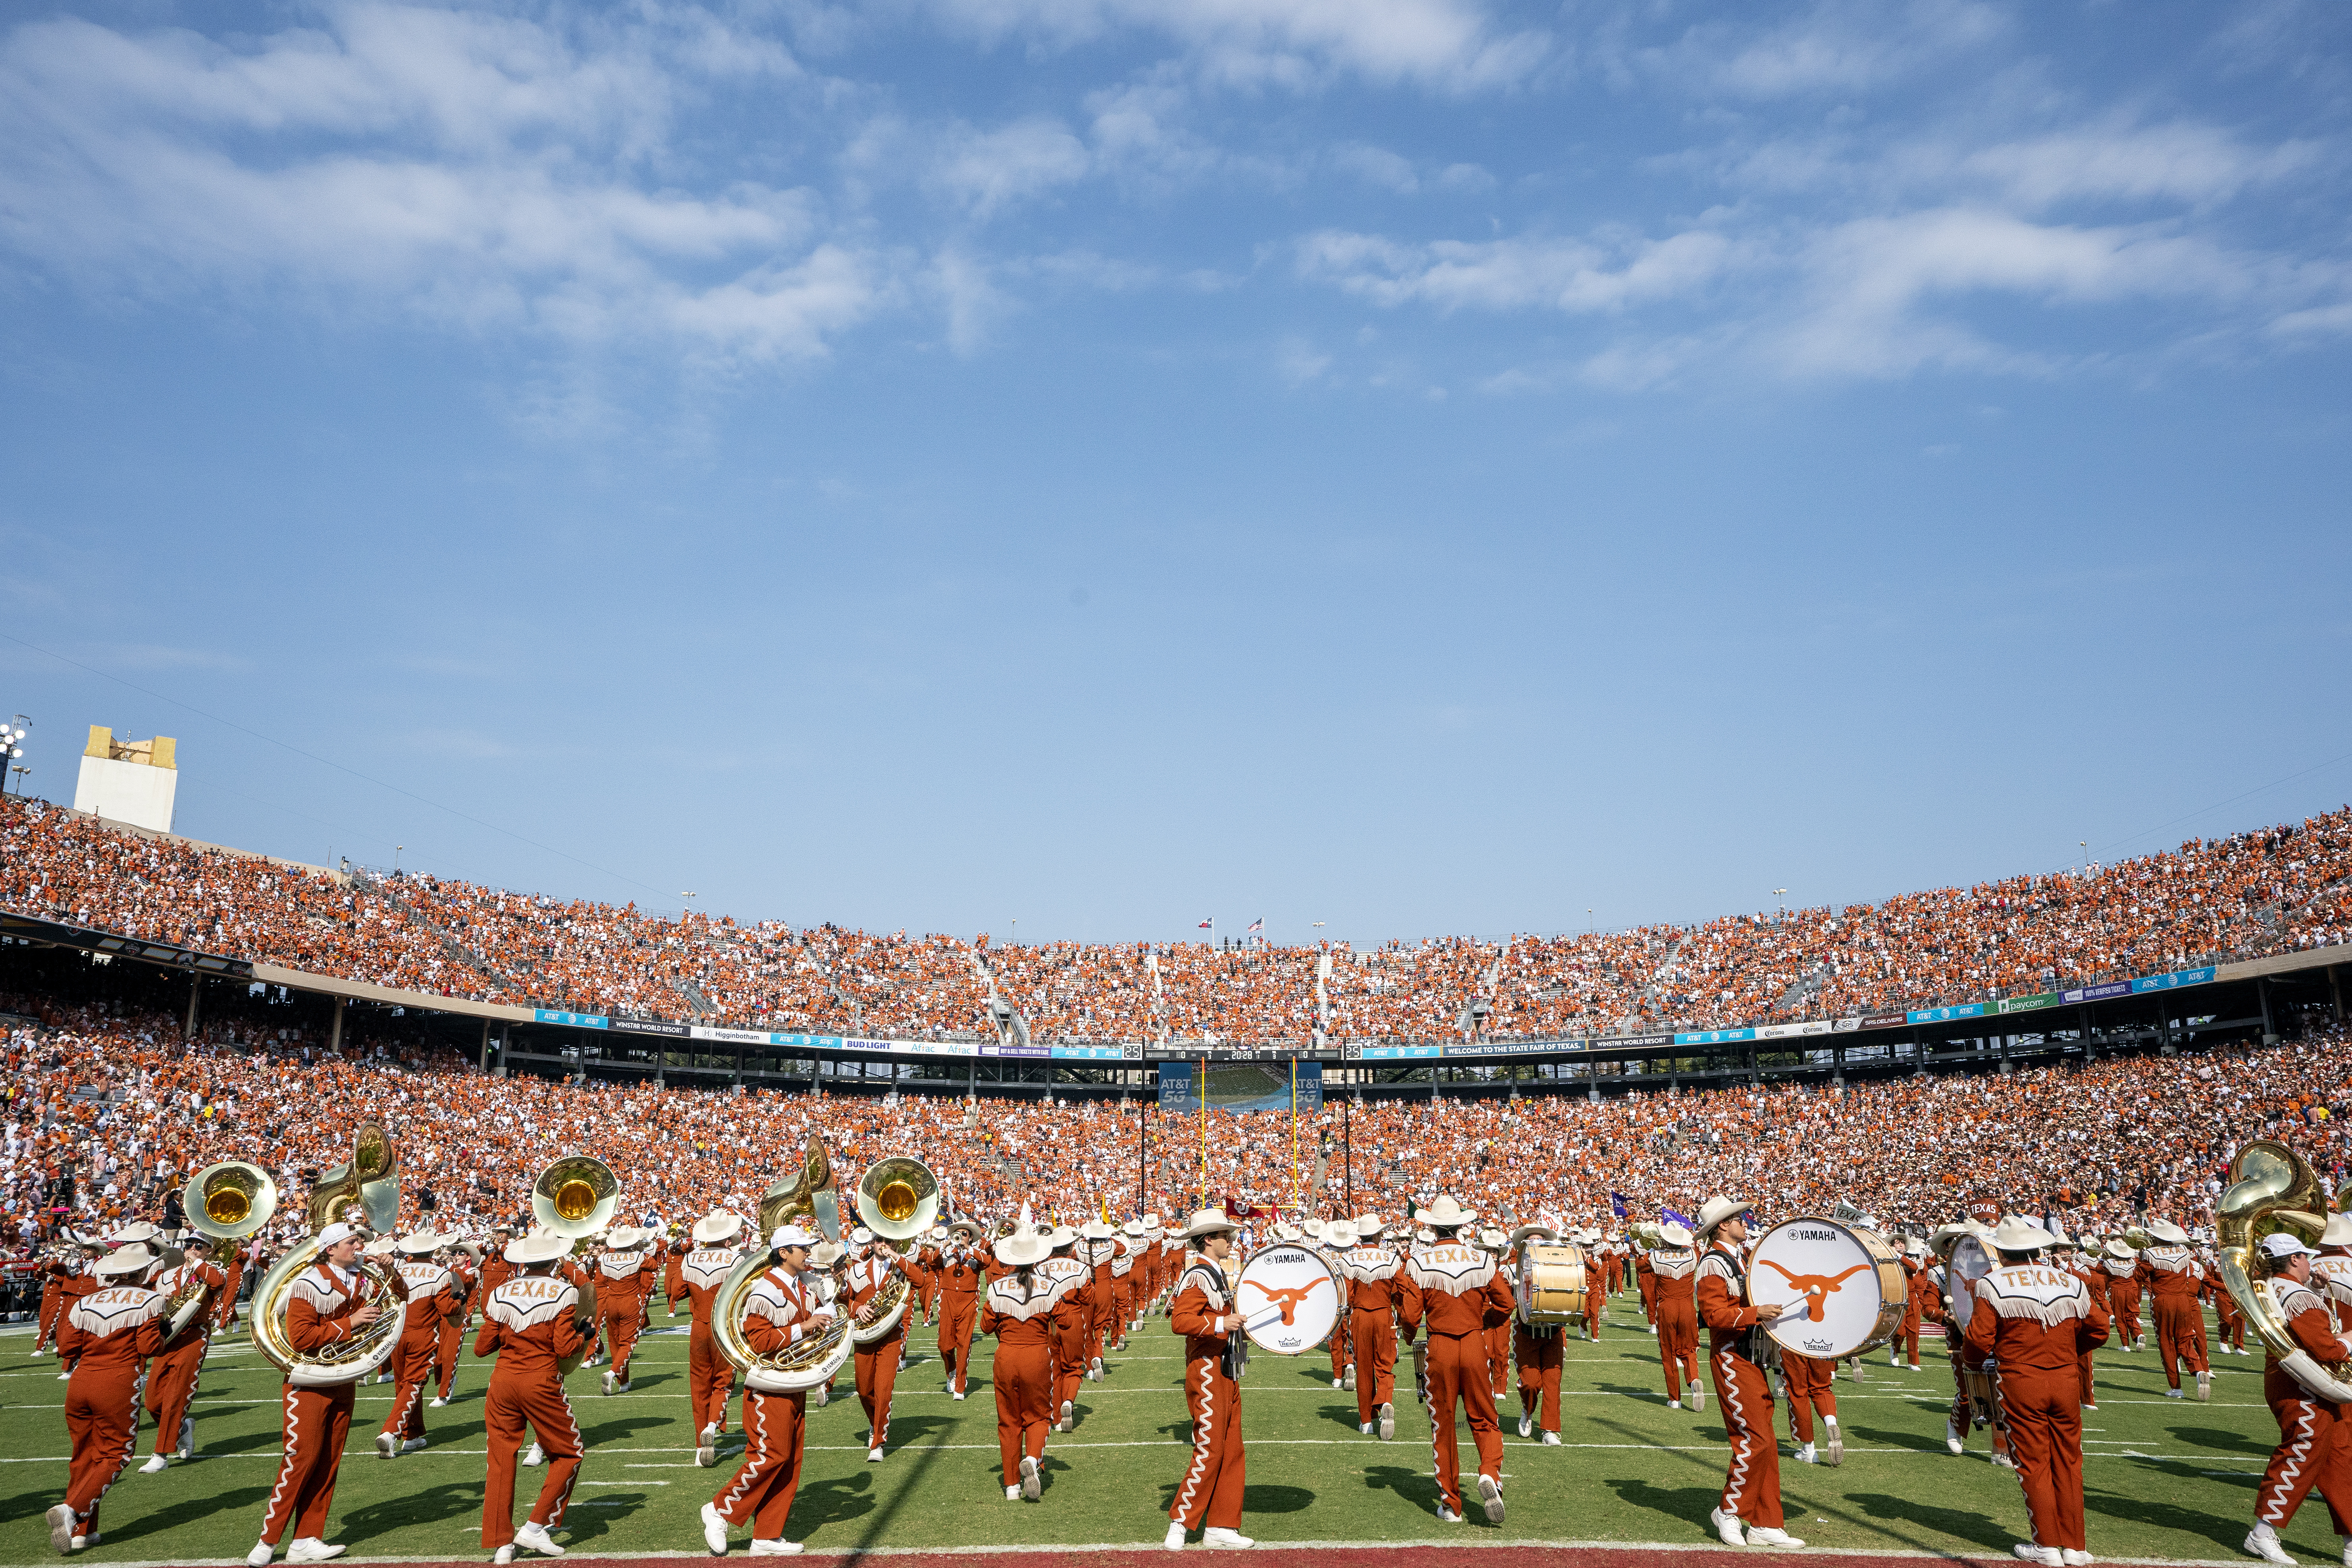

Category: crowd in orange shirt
[4, 795, 2348, 1051]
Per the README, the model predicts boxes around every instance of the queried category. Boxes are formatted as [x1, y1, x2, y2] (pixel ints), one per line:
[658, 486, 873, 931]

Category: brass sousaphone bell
[533, 1154, 621, 1238]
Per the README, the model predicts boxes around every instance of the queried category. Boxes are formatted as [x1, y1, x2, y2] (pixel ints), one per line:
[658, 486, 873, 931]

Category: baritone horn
[533, 1154, 620, 1238]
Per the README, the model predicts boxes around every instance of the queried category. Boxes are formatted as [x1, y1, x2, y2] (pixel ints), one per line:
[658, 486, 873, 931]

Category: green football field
[0, 1295, 2316, 1563]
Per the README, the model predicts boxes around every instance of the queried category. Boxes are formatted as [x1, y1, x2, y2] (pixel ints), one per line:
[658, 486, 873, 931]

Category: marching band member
[1112, 1219, 1146, 1352]
[1693, 1196, 1802, 1550]
[247, 1221, 404, 1567]
[2243, 1232, 2352, 1566]
[379, 1229, 451, 1458]
[1649, 1221, 1702, 1411]
[1166, 1208, 1251, 1551]
[1341, 1214, 1403, 1440]
[1782, 1348, 1841, 1466]
[1398, 1194, 1511, 1526]
[1505, 1223, 1563, 1446]
[674, 1212, 745, 1464]
[2102, 1239, 2144, 1350]
[1635, 1237, 1659, 1328]
[1042, 1225, 1092, 1431]
[1576, 1228, 1605, 1343]
[701, 1222, 834, 1558]
[2064, 1238, 2110, 1411]
[936, 1219, 987, 1401]
[46, 1244, 164, 1555]
[1963, 1215, 2107, 1568]
[434, 1241, 479, 1408]
[1477, 1228, 1514, 1398]
[981, 1227, 1083, 1502]
[141, 1233, 227, 1472]
[1905, 1239, 1940, 1373]
[2310, 1214, 2352, 1330]
[2137, 1220, 2212, 1400]
[1892, 1240, 1926, 1370]
[1934, 1220, 2016, 1467]
[476, 1231, 588, 1564]
[1304, 1220, 1355, 1392]
[1079, 1219, 1120, 1378]
[475, 1224, 518, 1323]
[844, 1227, 907, 1461]
[913, 1225, 948, 1327]
[597, 1227, 655, 1397]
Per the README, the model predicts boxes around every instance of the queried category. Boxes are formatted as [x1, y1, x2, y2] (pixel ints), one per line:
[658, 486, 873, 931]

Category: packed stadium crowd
[6, 971, 2348, 1264]
[4, 795, 2349, 1049]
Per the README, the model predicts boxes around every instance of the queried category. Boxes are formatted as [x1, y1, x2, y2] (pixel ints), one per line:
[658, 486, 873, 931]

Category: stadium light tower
[0, 715, 25, 796]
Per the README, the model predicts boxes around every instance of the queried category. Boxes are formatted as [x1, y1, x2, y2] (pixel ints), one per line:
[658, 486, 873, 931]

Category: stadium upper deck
[2, 793, 2347, 1049]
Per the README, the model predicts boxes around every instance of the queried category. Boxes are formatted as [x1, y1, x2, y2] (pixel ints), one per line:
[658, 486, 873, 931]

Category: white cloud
[931, 117, 1092, 216]
[1295, 228, 1736, 313]
[927, 0, 1545, 92]
[1650, 0, 2007, 100]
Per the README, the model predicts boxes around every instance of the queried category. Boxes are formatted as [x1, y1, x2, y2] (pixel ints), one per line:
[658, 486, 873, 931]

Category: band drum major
[1749, 1216, 1906, 1360]
[1234, 1243, 1341, 1356]
[1517, 1241, 1588, 1327]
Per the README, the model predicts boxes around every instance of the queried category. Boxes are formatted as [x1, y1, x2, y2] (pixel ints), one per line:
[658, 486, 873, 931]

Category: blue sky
[1, 0, 2347, 948]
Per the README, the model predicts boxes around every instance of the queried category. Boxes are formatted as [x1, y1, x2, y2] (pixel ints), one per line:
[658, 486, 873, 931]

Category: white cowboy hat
[2321, 1215, 2352, 1248]
[1693, 1196, 1754, 1237]
[1078, 1219, 1115, 1241]
[505, 1232, 570, 1266]
[1657, 1221, 1695, 1248]
[1353, 1212, 1385, 1237]
[94, 1244, 156, 1278]
[362, 1234, 400, 1257]
[849, 1227, 875, 1247]
[1990, 1216, 2057, 1253]
[108, 1221, 163, 1247]
[1475, 1227, 1506, 1249]
[2146, 1219, 2190, 1244]
[1414, 1195, 1477, 1229]
[397, 1230, 445, 1256]
[1122, 1218, 1148, 1237]
[996, 1231, 1050, 1267]
[1301, 1218, 1326, 1239]
[1325, 1221, 1359, 1248]
[928, 1224, 950, 1242]
[809, 1241, 843, 1269]
[947, 1218, 983, 1239]
[1179, 1208, 1239, 1241]
[2104, 1238, 2136, 1260]
[1272, 1222, 1304, 1242]
[692, 1212, 744, 1246]
[1048, 1225, 1078, 1250]
[1506, 1223, 1557, 1247]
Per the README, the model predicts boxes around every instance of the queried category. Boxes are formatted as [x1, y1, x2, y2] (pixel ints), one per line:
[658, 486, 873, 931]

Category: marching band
[33, 1122, 2349, 1568]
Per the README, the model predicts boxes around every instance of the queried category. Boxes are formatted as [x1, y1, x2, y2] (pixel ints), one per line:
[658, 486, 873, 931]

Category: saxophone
[2217, 1139, 2352, 1402]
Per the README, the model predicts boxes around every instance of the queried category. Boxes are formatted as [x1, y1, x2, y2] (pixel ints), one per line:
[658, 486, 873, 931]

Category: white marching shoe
[2198, 1372, 2213, 1402]
[1378, 1402, 1395, 1441]
[141, 1454, 172, 1474]
[602, 1372, 616, 1397]
[1541, 1430, 1560, 1446]
[403, 1438, 428, 1454]
[1794, 1441, 1817, 1464]
[1165, 1523, 1189, 1551]
[1089, 1358, 1104, 1381]
[1518, 1414, 1532, 1438]
[287, 1541, 346, 1563]
[513, 1522, 565, 1558]
[496, 1549, 517, 1565]
[747, 1541, 800, 1555]
[48, 1505, 79, 1555]
[1060, 1399, 1074, 1433]
[375, 1433, 399, 1460]
[2165, 1388, 2186, 1400]
[1824, 1417, 1844, 1466]
[1021, 1455, 1042, 1501]
[1748, 1527, 1806, 1548]
[1344, 1364, 1356, 1391]
[247, 1543, 276, 1568]
[702, 1502, 731, 1555]
[2015, 1547, 2063, 1568]
[1203, 1529, 1254, 1549]
[1479, 1474, 1505, 1524]
[1437, 1507, 1464, 1525]
[1006, 1485, 1021, 1501]
[2062, 1554, 2093, 1567]
[868, 1447, 884, 1464]
[1669, 1398, 1682, 1410]
[1689, 1382, 1705, 1412]
[430, 1397, 449, 1408]
[523, 1442, 545, 1467]
[2245, 1525, 2296, 1566]
[1712, 1508, 1747, 1547]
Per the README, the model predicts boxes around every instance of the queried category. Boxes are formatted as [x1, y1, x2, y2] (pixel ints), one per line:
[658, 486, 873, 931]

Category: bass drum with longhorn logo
[1749, 1215, 1907, 1361]
[1233, 1242, 1342, 1356]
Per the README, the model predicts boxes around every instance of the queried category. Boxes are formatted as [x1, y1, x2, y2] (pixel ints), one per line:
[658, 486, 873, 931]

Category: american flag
[1247, 917, 1263, 934]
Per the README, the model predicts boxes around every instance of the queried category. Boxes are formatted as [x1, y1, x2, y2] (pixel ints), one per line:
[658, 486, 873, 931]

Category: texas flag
[1198, 918, 1213, 930]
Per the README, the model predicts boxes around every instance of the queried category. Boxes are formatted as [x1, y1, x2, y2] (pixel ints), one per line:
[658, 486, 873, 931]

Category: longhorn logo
[1244, 1276, 1331, 1325]
[1757, 1259, 1871, 1321]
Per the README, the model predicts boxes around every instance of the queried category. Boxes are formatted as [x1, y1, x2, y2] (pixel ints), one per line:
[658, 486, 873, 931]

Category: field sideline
[0, 1296, 2312, 1566]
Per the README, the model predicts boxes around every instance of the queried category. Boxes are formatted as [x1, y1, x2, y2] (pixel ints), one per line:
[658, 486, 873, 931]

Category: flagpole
[1198, 1055, 1208, 1207]
[1289, 1056, 1299, 1216]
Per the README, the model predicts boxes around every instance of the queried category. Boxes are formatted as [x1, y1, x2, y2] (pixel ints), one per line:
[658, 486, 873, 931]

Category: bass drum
[1751, 1215, 1907, 1361]
[1233, 1242, 1342, 1356]
[1517, 1241, 1588, 1326]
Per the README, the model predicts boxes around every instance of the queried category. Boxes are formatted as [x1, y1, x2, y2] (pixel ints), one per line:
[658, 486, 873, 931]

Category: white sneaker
[1712, 1508, 1747, 1547]
[1165, 1522, 1188, 1551]
[868, 1447, 884, 1464]
[523, 1442, 545, 1466]
[1437, 1507, 1463, 1525]
[602, 1371, 616, 1397]
[1911, 1362, 1924, 1372]
[287, 1541, 345, 1564]
[1993, 1451, 2019, 1469]
[48, 1504, 78, 1554]
[2165, 1388, 2186, 1400]
[1795, 1442, 1817, 1464]
[2198, 1372, 2213, 1401]
[1359, 1421, 1372, 1434]
[1479, 1474, 1505, 1524]
[1669, 1398, 1682, 1410]
[1824, 1419, 1844, 1467]
[1203, 1529, 1254, 1549]
[375, 1432, 397, 1459]
[1060, 1400, 1073, 1432]
[1690, 1383, 1705, 1412]
[747, 1541, 800, 1556]
[247, 1542, 275, 1567]
[179, 1416, 195, 1460]
[2246, 1526, 2296, 1566]
[1021, 1455, 1041, 1501]
[403, 1437, 429, 1454]
[57, 1370, 71, 1380]
[1333, 1375, 1345, 1389]
[496, 1549, 517, 1565]
[1518, 1414, 1532, 1438]
[953, 1391, 966, 1401]
[2015, 1547, 2063, 1568]
[1378, 1403, 1394, 1441]
[141, 1454, 171, 1474]
[1541, 1431, 1560, 1446]
[2084, 1402, 2098, 1412]
[1749, 1527, 1806, 1548]
[2062, 1553, 2092, 1566]
[430, 1397, 449, 1409]
[514, 1522, 565, 1558]
[1089, 1358, 1103, 1380]
[702, 1502, 730, 1555]
[696, 1444, 717, 1467]
[1344, 1364, 1356, 1391]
